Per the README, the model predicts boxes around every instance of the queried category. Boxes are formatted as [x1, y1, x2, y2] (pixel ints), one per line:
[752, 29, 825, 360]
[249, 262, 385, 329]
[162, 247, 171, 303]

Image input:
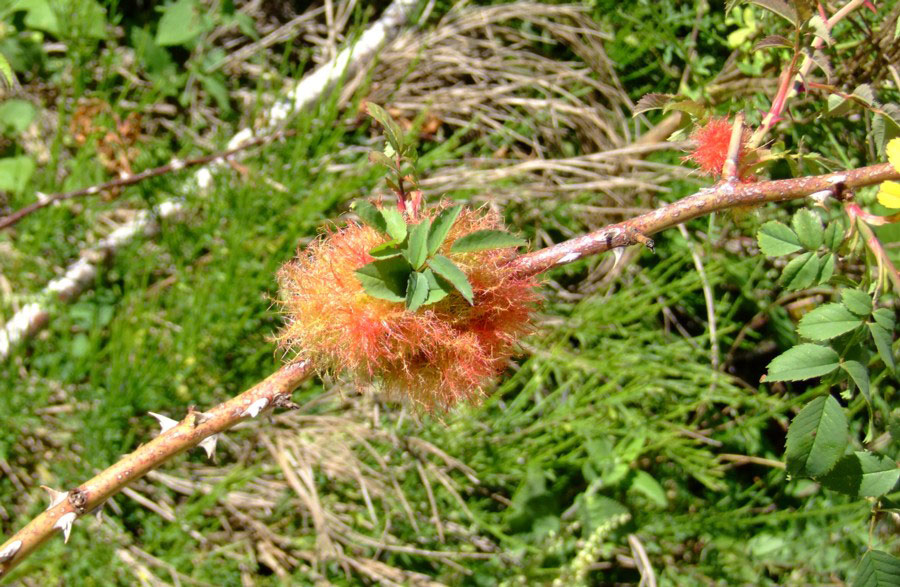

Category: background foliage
[0, 0, 897, 584]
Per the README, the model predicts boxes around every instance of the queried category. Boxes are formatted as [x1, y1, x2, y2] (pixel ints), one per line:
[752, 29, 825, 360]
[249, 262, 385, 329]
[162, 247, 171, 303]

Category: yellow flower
[877, 181, 900, 209]
[889, 137, 900, 172]
[876, 139, 900, 209]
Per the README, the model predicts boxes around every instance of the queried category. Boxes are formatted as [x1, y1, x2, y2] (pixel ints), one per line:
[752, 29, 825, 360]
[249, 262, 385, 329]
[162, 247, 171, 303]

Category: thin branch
[509, 162, 899, 277]
[0, 361, 310, 578]
[0, 131, 294, 232]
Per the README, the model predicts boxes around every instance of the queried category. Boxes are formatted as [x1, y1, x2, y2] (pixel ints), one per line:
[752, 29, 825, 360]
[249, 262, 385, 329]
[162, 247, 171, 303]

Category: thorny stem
[0, 361, 310, 579]
[747, 0, 869, 149]
[2, 161, 900, 578]
[0, 130, 297, 232]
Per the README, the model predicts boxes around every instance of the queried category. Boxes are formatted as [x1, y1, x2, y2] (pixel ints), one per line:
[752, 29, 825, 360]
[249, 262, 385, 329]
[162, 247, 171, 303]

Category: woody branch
[2, 159, 899, 578]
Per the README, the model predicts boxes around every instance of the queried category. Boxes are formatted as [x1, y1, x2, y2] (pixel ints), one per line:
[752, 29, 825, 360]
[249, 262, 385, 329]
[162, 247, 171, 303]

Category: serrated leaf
[663, 99, 705, 118]
[820, 452, 900, 498]
[817, 252, 835, 284]
[872, 308, 895, 331]
[868, 322, 896, 373]
[758, 221, 802, 256]
[367, 103, 404, 155]
[809, 49, 832, 83]
[368, 151, 397, 171]
[369, 242, 403, 259]
[791, 209, 823, 249]
[854, 550, 900, 587]
[428, 205, 462, 256]
[632, 93, 676, 116]
[840, 360, 870, 404]
[807, 14, 833, 46]
[766, 343, 840, 382]
[427, 255, 473, 305]
[823, 219, 846, 251]
[405, 219, 431, 270]
[753, 34, 792, 51]
[780, 252, 820, 291]
[355, 257, 412, 303]
[873, 110, 900, 159]
[826, 94, 852, 117]
[422, 268, 451, 305]
[352, 200, 388, 234]
[745, 0, 797, 25]
[450, 230, 526, 254]
[841, 290, 873, 316]
[405, 271, 428, 312]
[785, 395, 848, 477]
[852, 84, 876, 107]
[380, 207, 407, 242]
[797, 303, 862, 340]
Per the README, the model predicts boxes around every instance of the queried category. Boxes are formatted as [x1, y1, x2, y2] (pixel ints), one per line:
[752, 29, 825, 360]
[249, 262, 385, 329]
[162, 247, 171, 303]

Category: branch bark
[2, 159, 899, 578]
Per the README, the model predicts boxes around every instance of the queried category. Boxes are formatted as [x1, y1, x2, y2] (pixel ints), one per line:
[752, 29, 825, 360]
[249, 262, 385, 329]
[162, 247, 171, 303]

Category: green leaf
[766, 343, 840, 382]
[820, 452, 900, 498]
[757, 221, 802, 256]
[427, 255, 474, 305]
[366, 102, 404, 156]
[352, 200, 387, 234]
[632, 93, 676, 116]
[840, 360, 870, 404]
[0, 100, 36, 135]
[368, 242, 403, 259]
[817, 252, 835, 284]
[405, 271, 429, 312]
[368, 151, 397, 171]
[826, 94, 852, 117]
[785, 395, 848, 477]
[791, 209, 823, 250]
[872, 308, 895, 331]
[156, 0, 205, 46]
[780, 252, 820, 291]
[422, 268, 451, 305]
[14, 0, 60, 35]
[868, 322, 896, 373]
[450, 230, 526, 254]
[0, 155, 35, 194]
[854, 550, 900, 587]
[797, 303, 863, 340]
[380, 207, 407, 242]
[355, 257, 412, 303]
[842, 289, 873, 316]
[0, 52, 15, 89]
[405, 219, 431, 270]
[629, 470, 667, 507]
[824, 218, 846, 251]
[427, 205, 462, 256]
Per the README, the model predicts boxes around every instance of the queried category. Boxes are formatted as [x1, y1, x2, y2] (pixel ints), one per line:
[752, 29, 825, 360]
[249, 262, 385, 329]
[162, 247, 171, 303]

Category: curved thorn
[54, 512, 77, 544]
[198, 434, 219, 460]
[241, 398, 269, 419]
[0, 540, 22, 563]
[40, 486, 69, 510]
[148, 412, 179, 433]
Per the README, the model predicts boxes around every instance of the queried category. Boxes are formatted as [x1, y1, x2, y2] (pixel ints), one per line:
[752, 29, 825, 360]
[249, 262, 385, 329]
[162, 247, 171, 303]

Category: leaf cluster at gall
[352, 200, 525, 312]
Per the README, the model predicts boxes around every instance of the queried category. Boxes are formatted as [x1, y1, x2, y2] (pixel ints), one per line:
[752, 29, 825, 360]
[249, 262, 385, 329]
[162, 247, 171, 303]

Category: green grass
[1, 1, 898, 585]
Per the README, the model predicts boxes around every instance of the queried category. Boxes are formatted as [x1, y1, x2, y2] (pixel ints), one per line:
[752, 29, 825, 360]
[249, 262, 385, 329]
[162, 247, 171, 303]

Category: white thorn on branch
[0, 540, 21, 563]
[241, 398, 269, 419]
[611, 247, 626, 269]
[40, 486, 69, 511]
[148, 412, 179, 434]
[198, 435, 219, 460]
[53, 512, 77, 544]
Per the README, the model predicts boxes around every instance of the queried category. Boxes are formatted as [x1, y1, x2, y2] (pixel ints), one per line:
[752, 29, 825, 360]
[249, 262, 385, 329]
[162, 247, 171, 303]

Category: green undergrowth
[0, 0, 897, 585]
